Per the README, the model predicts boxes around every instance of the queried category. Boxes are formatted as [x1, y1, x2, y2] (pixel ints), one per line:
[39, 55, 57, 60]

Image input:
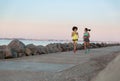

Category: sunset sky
[0, 0, 120, 42]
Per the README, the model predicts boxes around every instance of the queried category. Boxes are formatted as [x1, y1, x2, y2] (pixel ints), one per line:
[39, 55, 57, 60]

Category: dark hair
[72, 26, 78, 31]
[85, 28, 91, 31]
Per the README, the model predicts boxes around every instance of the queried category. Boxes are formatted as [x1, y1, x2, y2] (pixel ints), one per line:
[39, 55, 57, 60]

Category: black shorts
[84, 38, 90, 42]
[72, 39, 78, 41]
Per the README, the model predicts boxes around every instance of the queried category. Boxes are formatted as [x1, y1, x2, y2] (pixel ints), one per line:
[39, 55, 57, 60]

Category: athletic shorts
[72, 39, 78, 41]
[84, 38, 90, 42]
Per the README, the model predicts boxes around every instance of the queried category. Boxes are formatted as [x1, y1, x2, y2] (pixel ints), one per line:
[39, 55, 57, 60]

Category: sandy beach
[0, 46, 120, 81]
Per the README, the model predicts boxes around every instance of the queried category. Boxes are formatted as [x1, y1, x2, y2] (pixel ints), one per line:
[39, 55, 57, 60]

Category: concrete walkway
[92, 52, 120, 81]
[0, 46, 120, 81]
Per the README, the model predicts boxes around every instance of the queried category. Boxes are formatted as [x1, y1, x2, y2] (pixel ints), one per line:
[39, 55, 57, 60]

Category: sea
[0, 39, 74, 46]
[0, 39, 117, 46]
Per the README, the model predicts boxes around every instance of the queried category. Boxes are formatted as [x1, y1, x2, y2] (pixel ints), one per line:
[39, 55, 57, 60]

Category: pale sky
[0, 0, 120, 42]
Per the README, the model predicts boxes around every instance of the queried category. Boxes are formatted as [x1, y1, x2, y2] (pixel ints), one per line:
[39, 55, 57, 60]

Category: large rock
[77, 44, 84, 50]
[67, 43, 74, 51]
[55, 43, 63, 52]
[90, 43, 99, 48]
[26, 44, 38, 55]
[26, 45, 47, 55]
[25, 48, 32, 56]
[0, 45, 13, 59]
[0, 45, 5, 59]
[61, 43, 77, 51]
[60, 43, 68, 52]
[96, 43, 103, 48]
[37, 45, 47, 54]
[101, 43, 107, 47]
[8, 39, 26, 57]
[45, 43, 62, 53]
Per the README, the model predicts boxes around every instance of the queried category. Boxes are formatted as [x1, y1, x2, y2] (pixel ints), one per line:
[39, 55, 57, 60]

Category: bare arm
[88, 32, 90, 38]
[83, 33, 85, 39]
[77, 32, 79, 38]
[71, 32, 74, 37]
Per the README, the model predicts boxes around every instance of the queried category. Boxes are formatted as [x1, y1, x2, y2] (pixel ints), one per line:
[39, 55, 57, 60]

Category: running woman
[83, 28, 91, 53]
[71, 26, 79, 53]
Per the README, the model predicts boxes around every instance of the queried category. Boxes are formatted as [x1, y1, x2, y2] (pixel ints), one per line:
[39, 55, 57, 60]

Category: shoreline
[0, 38, 119, 46]
[0, 39, 120, 59]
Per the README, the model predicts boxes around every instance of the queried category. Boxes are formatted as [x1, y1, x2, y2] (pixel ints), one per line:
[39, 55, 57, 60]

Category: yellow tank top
[72, 33, 78, 40]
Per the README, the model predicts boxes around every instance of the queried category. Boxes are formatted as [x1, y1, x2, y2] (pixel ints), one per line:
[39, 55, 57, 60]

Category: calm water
[0, 39, 77, 46]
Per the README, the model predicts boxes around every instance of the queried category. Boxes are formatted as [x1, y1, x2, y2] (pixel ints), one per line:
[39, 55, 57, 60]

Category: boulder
[90, 43, 99, 48]
[60, 43, 69, 52]
[37, 45, 47, 54]
[55, 43, 63, 52]
[25, 48, 32, 56]
[62, 43, 81, 51]
[45, 43, 62, 53]
[8, 39, 26, 57]
[46, 44, 57, 53]
[26, 44, 38, 55]
[101, 43, 107, 47]
[0, 45, 13, 59]
[96, 43, 103, 48]
[67, 43, 74, 51]
[77, 44, 84, 50]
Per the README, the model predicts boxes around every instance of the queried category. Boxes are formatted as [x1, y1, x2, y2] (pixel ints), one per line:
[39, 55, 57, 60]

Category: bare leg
[86, 42, 90, 53]
[73, 41, 77, 53]
[84, 42, 89, 54]
[87, 42, 91, 48]
[84, 42, 87, 50]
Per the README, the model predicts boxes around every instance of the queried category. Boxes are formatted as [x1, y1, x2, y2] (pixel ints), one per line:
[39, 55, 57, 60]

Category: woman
[71, 26, 79, 53]
[83, 28, 91, 53]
